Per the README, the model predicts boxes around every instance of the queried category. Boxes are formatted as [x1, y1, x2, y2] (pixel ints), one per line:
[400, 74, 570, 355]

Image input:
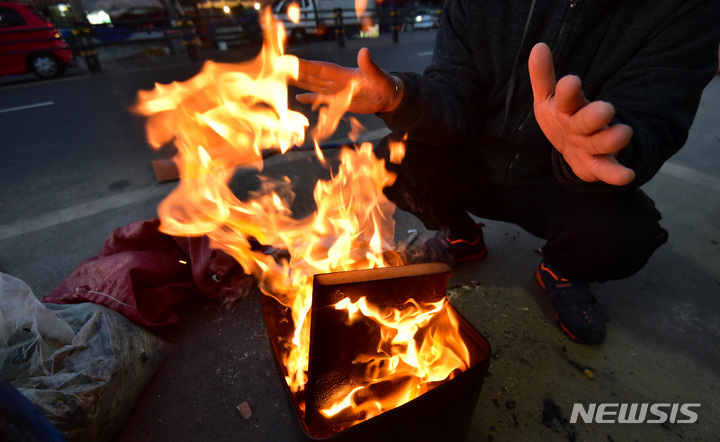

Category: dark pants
[375, 134, 668, 283]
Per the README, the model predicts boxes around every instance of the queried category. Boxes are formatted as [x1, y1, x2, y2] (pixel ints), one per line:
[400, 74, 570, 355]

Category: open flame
[354, 0, 368, 18]
[319, 296, 470, 421]
[389, 132, 407, 164]
[287, 2, 300, 24]
[135, 7, 471, 433]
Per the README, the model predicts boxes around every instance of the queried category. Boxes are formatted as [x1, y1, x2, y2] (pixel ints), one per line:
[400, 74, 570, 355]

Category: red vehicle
[0, 2, 73, 78]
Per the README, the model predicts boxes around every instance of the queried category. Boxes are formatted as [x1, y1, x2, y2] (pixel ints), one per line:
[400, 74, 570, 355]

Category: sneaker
[406, 223, 487, 266]
[536, 261, 606, 345]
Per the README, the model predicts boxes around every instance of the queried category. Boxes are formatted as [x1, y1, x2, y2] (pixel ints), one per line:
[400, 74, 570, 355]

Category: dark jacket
[382, 0, 720, 193]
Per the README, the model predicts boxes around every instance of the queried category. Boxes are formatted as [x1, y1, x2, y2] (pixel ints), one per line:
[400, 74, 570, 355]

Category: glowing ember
[135, 6, 472, 434]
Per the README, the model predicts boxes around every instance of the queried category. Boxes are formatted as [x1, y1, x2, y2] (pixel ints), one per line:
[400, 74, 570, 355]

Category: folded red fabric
[43, 219, 255, 327]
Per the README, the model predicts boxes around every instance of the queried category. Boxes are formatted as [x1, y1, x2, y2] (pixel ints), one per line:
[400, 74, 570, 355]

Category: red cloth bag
[43, 219, 255, 327]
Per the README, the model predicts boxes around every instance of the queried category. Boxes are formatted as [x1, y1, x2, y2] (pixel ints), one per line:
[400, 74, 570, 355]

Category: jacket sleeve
[379, 0, 487, 146]
[553, 1, 720, 193]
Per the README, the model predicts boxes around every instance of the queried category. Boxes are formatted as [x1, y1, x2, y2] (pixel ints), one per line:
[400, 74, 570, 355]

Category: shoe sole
[455, 245, 488, 264]
[535, 268, 583, 343]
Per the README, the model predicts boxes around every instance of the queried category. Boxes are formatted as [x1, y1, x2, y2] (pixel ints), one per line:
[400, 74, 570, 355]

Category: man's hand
[529, 43, 635, 186]
[292, 47, 403, 114]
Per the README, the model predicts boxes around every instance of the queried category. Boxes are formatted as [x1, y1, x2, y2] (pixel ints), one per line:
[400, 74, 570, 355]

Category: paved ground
[2, 31, 719, 441]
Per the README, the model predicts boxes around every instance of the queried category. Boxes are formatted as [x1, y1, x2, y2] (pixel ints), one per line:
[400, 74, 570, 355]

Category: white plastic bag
[0, 272, 170, 441]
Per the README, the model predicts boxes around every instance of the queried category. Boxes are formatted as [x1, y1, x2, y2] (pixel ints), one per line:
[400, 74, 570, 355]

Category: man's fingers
[357, 48, 387, 88]
[295, 59, 356, 93]
[528, 43, 634, 187]
[555, 75, 587, 115]
[570, 101, 615, 136]
[291, 77, 332, 94]
[292, 69, 356, 95]
[589, 123, 633, 155]
[295, 92, 319, 105]
[590, 155, 636, 186]
[357, 48, 374, 73]
[529, 43, 556, 102]
[295, 59, 323, 84]
[296, 59, 336, 78]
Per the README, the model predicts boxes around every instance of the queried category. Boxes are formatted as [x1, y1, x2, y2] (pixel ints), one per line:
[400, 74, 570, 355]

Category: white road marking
[2, 154, 716, 241]
[0, 185, 172, 241]
[0, 101, 54, 114]
[417, 51, 433, 56]
[0, 129, 393, 241]
[658, 162, 720, 192]
[3, 152, 716, 241]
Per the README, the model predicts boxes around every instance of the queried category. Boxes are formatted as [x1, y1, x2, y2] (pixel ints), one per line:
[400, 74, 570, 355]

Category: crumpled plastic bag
[1, 376, 66, 441]
[0, 272, 170, 442]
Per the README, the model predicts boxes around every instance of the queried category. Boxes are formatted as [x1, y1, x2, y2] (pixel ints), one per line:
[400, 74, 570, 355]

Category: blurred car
[0, 2, 73, 79]
[408, 5, 440, 30]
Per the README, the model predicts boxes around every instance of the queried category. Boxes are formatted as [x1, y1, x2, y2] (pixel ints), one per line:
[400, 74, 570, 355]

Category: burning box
[260, 263, 491, 441]
[133, 9, 491, 440]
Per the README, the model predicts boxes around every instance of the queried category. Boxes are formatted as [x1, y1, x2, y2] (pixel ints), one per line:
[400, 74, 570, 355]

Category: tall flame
[355, 0, 368, 18]
[287, 2, 300, 23]
[135, 6, 470, 432]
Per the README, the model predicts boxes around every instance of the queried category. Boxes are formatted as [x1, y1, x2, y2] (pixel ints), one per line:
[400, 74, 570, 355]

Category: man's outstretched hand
[292, 47, 403, 115]
[529, 42, 635, 186]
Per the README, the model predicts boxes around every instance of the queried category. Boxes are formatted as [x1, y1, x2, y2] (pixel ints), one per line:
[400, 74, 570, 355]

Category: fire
[287, 2, 300, 24]
[135, 6, 471, 434]
[354, 0, 375, 35]
[319, 296, 470, 422]
[355, 0, 367, 18]
[389, 132, 407, 164]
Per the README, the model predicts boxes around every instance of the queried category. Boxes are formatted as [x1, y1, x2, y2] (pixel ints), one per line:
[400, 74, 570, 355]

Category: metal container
[260, 263, 491, 442]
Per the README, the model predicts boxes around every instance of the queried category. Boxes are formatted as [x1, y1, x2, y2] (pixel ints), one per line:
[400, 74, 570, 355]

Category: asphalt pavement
[1, 30, 719, 441]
